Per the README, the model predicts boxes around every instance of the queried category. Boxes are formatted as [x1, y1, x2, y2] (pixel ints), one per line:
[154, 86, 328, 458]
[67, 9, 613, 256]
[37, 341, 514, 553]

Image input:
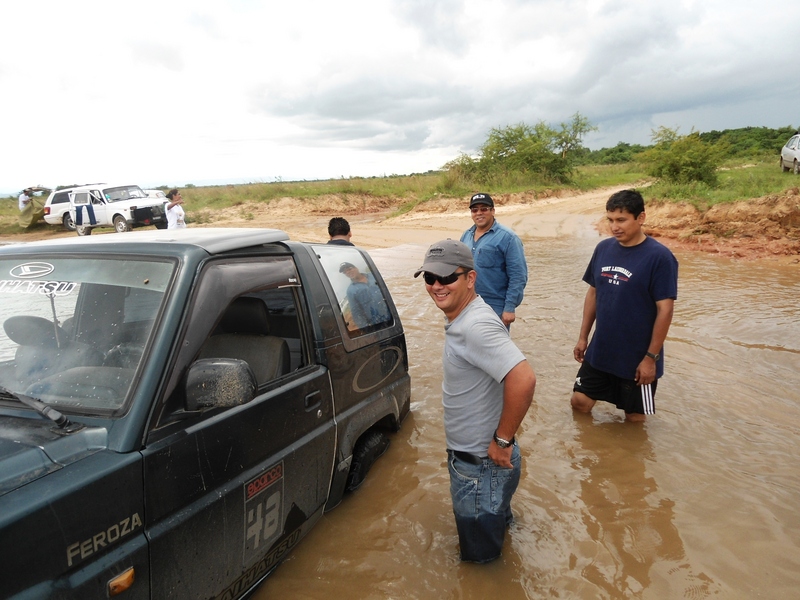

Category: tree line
[444, 114, 797, 188]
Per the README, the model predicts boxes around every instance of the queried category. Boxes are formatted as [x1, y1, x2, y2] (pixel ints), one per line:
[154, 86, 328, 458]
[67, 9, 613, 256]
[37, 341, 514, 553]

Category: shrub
[640, 127, 726, 186]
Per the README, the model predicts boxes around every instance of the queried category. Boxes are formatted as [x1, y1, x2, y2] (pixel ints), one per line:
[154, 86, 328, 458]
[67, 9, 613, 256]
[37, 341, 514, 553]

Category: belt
[450, 450, 486, 465]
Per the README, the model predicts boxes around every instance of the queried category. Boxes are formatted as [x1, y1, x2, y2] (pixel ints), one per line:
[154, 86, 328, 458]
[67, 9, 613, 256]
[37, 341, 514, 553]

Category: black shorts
[573, 361, 657, 415]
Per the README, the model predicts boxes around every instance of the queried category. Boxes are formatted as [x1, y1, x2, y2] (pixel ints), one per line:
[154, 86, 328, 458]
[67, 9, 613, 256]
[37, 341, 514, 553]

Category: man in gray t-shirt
[415, 239, 536, 563]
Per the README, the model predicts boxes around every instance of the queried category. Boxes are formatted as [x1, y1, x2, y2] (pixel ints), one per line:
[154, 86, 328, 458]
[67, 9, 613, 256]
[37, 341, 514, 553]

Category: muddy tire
[114, 216, 131, 233]
[794, 161, 800, 175]
[62, 212, 76, 231]
[76, 225, 92, 236]
[346, 429, 390, 492]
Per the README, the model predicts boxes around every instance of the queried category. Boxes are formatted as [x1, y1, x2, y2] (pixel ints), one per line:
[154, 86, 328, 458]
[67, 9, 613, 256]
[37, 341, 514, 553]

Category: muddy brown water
[255, 225, 800, 599]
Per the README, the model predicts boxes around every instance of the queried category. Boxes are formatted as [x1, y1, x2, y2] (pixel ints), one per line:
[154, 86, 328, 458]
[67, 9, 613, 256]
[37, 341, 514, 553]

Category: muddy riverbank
[4, 186, 800, 262]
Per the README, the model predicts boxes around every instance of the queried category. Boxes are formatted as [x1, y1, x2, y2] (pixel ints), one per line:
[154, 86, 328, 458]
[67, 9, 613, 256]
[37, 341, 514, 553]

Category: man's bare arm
[573, 286, 597, 363]
[488, 361, 536, 467]
[635, 298, 675, 385]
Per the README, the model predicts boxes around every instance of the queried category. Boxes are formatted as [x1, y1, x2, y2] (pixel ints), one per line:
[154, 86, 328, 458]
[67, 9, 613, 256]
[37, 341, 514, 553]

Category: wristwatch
[493, 431, 515, 449]
[645, 351, 660, 361]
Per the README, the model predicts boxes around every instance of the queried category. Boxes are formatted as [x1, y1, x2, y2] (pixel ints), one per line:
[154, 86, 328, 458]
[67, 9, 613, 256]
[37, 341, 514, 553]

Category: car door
[88, 188, 110, 225]
[142, 256, 337, 599]
[70, 189, 108, 227]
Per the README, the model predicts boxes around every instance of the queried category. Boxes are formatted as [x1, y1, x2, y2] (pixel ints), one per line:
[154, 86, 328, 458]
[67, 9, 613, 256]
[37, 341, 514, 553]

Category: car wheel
[114, 216, 131, 233]
[345, 429, 390, 492]
[62, 212, 76, 231]
[76, 225, 92, 236]
[781, 157, 790, 172]
[154, 222, 168, 230]
[794, 161, 800, 175]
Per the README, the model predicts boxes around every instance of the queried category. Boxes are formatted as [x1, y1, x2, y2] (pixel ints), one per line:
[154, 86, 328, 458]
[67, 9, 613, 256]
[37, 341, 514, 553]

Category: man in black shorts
[570, 190, 678, 422]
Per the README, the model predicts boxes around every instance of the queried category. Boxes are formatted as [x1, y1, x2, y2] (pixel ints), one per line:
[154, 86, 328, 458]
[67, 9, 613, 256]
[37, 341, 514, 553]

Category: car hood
[0, 415, 108, 497]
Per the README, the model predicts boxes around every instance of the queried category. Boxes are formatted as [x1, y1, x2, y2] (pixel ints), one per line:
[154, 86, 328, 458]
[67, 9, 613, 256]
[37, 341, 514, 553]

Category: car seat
[197, 297, 290, 386]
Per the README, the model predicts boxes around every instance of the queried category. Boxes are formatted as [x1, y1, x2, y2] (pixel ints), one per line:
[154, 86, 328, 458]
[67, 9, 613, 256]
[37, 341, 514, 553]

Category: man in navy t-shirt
[571, 189, 678, 422]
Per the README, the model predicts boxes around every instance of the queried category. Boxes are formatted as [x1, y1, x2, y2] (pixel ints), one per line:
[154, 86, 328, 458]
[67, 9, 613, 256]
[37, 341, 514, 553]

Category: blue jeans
[447, 445, 521, 563]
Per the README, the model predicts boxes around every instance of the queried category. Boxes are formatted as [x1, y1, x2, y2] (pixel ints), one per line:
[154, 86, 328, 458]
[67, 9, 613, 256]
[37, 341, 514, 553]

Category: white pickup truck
[68, 183, 167, 235]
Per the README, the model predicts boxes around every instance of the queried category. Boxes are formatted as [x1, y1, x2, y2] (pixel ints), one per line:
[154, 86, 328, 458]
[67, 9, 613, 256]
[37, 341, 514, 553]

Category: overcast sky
[2, 0, 797, 194]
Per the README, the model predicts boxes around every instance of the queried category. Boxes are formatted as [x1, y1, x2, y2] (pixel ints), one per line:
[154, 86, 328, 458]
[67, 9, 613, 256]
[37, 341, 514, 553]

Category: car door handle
[304, 391, 321, 411]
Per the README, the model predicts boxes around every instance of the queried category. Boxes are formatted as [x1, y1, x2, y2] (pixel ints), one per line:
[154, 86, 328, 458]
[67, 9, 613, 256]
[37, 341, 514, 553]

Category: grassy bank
[645, 158, 798, 208]
[2, 158, 796, 236]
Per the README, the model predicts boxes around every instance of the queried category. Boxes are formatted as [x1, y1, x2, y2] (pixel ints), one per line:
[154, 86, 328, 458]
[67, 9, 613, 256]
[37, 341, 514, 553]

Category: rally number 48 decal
[243, 462, 284, 566]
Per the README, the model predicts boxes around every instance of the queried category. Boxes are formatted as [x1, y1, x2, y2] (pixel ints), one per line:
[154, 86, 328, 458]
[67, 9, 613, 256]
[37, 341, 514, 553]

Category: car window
[103, 186, 148, 202]
[0, 257, 175, 415]
[50, 192, 70, 205]
[314, 246, 393, 337]
[72, 192, 90, 206]
[155, 257, 309, 424]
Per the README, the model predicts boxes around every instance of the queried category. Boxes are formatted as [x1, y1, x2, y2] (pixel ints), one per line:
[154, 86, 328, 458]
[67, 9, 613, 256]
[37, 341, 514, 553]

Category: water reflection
[572, 415, 693, 597]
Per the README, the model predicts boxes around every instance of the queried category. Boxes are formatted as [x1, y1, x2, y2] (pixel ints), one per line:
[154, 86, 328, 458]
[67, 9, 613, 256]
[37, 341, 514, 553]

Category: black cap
[339, 262, 357, 273]
[469, 193, 494, 208]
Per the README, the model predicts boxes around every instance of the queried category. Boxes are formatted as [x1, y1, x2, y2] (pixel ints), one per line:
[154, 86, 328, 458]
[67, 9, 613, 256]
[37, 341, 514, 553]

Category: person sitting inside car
[339, 262, 391, 329]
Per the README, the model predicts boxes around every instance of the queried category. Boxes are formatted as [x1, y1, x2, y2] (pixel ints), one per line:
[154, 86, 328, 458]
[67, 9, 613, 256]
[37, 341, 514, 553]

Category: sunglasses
[423, 270, 470, 286]
[470, 206, 491, 213]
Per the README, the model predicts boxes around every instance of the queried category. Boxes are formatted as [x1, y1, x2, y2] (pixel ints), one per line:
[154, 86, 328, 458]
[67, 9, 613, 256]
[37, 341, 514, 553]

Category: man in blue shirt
[571, 189, 678, 422]
[460, 193, 528, 328]
[339, 261, 391, 329]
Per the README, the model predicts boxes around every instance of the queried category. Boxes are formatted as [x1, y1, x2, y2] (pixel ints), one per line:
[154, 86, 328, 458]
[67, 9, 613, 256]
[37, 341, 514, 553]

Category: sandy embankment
[210, 185, 800, 262]
[6, 186, 799, 261]
[183, 186, 617, 255]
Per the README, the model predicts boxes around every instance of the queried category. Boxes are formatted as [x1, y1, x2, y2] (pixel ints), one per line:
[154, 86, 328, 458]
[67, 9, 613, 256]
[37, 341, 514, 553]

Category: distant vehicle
[780, 134, 800, 174]
[43, 188, 77, 231]
[145, 189, 167, 199]
[66, 183, 168, 235]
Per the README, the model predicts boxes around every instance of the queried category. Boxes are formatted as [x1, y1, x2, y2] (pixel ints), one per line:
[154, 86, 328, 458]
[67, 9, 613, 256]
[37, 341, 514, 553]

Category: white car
[145, 189, 167, 199]
[780, 134, 800, 174]
[43, 188, 77, 231]
[67, 183, 168, 235]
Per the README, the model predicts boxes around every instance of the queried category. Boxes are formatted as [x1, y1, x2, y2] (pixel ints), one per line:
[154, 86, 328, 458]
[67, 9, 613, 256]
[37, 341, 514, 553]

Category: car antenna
[47, 292, 62, 348]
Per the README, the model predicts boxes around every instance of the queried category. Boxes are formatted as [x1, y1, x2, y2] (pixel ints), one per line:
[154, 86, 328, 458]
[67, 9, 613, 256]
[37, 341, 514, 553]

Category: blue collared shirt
[461, 220, 528, 316]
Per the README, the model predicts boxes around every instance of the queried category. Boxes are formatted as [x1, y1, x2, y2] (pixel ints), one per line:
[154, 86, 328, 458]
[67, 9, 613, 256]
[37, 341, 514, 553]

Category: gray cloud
[392, 0, 469, 55]
[248, 3, 795, 157]
[250, 76, 489, 150]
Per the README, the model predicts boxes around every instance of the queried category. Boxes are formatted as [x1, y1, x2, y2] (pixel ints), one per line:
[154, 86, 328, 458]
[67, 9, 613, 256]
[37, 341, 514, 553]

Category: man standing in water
[571, 189, 678, 422]
[460, 193, 527, 328]
[327, 217, 355, 245]
[415, 239, 536, 562]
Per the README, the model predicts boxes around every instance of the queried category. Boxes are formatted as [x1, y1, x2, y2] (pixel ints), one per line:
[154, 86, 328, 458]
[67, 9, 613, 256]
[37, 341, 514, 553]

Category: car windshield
[0, 257, 175, 416]
[103, 186, 148, 202]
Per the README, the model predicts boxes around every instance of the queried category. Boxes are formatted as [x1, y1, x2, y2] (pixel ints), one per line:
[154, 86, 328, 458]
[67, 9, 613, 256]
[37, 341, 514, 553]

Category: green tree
[476, 121, 572, 182]
[443, 113, 595, 185]
[555, 112, 598, 158]
[640, 127, 725, 186]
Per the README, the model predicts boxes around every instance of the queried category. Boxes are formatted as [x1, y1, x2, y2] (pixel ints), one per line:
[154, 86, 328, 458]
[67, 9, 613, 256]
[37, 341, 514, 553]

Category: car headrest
[3, 316, 66, 347]
[215, 297, 270, 336]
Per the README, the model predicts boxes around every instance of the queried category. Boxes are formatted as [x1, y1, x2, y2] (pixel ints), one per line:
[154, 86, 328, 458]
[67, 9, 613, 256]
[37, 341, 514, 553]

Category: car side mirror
[185, 358, 257, 411]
